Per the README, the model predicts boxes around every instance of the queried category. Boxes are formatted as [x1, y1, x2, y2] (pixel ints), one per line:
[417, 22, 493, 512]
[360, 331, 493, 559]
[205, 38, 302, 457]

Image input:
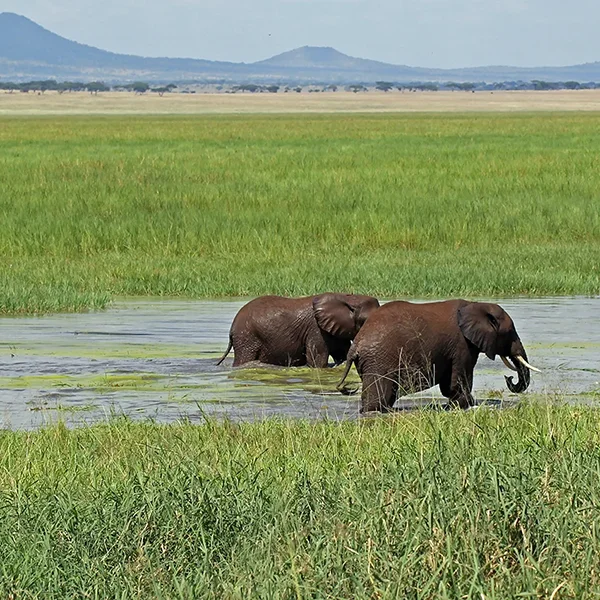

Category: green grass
[1, 113, 599, 314]
[1, 402, 600, 597]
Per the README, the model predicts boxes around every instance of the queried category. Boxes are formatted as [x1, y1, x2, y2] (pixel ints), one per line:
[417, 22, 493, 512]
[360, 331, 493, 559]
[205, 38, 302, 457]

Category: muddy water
[0, 297, 598, 429]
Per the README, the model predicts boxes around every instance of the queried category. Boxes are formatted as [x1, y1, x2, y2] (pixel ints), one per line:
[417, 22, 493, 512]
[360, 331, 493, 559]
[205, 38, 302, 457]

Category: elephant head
[457, 302, 539, 393]
[313, 294, 380, 340]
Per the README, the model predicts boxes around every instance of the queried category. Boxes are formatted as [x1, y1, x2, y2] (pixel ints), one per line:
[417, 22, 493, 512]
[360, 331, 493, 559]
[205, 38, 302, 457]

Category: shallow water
[0, 297, 599, 429]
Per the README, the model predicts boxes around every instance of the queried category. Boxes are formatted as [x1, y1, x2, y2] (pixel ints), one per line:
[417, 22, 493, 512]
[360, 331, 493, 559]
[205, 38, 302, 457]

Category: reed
[1, 402, 599, 598]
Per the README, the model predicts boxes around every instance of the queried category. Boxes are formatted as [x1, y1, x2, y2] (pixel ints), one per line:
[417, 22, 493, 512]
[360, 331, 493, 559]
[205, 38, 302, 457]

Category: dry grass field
[2, 89, 600, 115]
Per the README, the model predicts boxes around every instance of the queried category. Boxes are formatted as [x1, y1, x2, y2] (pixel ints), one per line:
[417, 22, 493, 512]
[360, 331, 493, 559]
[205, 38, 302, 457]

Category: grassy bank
[0, 403, 599, 597]
[1, 113, 599, 314]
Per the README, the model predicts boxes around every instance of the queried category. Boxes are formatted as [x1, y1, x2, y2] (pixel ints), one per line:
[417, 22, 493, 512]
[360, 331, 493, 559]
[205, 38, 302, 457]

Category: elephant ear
[312, 294, 357, 340]
[457, 302, 500, 360]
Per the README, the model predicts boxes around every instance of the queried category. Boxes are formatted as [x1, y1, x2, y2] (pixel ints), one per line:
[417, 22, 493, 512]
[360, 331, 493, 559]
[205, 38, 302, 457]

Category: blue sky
[2, 0, 598, 68]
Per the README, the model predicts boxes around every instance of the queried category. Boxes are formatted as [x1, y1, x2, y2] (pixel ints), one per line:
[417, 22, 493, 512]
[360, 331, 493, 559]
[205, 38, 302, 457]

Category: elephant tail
[336, 348, 359, 396]
[216, 335, 233, 366]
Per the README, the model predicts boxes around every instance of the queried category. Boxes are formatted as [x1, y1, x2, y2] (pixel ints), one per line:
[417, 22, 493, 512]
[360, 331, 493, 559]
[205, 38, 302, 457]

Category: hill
[255, 46, 405, 71]
[1, 12, 599, 84]
[0, 12, 244, 81]
[0, 12, 124, 66]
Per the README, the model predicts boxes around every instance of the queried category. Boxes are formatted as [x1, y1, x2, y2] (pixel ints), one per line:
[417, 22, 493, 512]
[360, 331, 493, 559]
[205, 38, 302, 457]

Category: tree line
[2, 79, 599, 95]
[373, 80, 600, 92]
[0, 80, 177, 94]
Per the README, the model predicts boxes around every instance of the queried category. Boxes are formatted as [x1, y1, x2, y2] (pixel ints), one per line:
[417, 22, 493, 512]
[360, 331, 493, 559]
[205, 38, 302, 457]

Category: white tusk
[515, 355, 541, 373]
[501, 356, 518, 372]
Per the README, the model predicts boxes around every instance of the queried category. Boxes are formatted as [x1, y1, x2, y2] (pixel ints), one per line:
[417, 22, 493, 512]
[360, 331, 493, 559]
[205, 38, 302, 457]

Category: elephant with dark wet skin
[337, 299, 539, 412]
[217, 293, 380, 368]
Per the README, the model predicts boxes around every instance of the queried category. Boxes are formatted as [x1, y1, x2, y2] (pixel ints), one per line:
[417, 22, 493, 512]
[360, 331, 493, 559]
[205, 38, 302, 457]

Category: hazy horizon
[1, 1, 598, 69]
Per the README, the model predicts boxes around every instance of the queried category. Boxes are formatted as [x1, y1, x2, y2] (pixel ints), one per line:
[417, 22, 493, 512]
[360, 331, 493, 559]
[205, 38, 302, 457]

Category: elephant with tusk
[336, 299, 539, 411]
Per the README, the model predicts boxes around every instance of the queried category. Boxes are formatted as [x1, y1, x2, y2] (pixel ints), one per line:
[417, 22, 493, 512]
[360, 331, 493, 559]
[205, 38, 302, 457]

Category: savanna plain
[1, 109, 600, 597]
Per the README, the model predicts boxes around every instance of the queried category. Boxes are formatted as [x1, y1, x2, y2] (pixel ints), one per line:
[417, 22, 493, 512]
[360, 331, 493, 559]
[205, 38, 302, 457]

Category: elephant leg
[231, 336, 262, 367]
[440, 370, 475, 409]
[360, 371, 398, 413]
[305, 336, 330, 368]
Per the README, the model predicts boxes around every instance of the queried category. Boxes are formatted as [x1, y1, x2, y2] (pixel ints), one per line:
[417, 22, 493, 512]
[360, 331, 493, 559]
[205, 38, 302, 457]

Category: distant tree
[41, 80, 58, 93]
[59, 81, 87, 92]
[16, 80, 51, 93]
[21, 80, 58, 93]
[414, 83, 438, 91]
[149, 83, 178, 96]
[443, 81, 476, 91]
[531, 80, 554, 91]
[151, 86, 171, 96]
[0, 81, 19, 92]
[564, 81, 581, 90]
[265, 85, 279, 93]
[324, 84, 338, 92]
[236, 84, 260, 93]
[294, 87, 302, 93]
[87, 81, 110, 94]
[375, 81, 394, 92]
[131, 82, 150, 94]
[408, 83, 440, 92]
[347, 84, 368, 93]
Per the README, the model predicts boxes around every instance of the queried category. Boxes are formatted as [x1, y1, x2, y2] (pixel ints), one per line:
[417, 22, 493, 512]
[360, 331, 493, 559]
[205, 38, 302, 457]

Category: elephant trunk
[504, 348, 531, 393]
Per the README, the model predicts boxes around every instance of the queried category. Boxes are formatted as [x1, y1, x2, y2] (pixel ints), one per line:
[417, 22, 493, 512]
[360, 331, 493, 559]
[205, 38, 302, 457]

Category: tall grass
[1, 113, 599, 313]
[1, 403, 600, 597]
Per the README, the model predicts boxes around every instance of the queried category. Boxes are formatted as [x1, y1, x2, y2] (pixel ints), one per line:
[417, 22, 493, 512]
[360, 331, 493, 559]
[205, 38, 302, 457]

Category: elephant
[217, 293, 380, 368]
[336, 299, 539, 412]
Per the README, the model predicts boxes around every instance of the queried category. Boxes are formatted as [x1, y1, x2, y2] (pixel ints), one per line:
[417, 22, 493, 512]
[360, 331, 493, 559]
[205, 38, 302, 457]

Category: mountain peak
[0, 11, 32, 23]
[291, 46, 348, 61]
[0, 11, 47, 38]
[0, 11, 49, 34]
[0, 11, 115, 64]
[254, 45, 385, 69]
